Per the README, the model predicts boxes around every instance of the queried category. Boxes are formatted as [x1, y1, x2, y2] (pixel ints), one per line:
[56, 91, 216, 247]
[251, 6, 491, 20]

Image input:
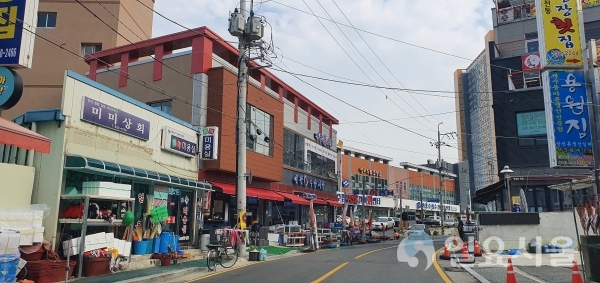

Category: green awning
[64, 155, 212, 191]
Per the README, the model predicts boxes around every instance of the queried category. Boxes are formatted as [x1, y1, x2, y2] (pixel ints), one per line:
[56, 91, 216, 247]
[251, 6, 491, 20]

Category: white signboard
[161, 126, 197, 158]
[305, 138, 336, 161]
[200, 126, 219, 160]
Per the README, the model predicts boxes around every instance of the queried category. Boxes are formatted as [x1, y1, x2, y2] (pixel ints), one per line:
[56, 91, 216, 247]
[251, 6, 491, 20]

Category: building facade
[84, 27, 341, 229]
[401, 162, 458, 220]
[2, 0, 155, 120]
[455, 1, 600, 211]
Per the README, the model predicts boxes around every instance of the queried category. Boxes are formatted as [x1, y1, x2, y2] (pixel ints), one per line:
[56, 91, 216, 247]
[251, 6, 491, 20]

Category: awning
[277, 192, 310, 206]
[549, 177, 595, 192]
[326, 200, 343, 207]
[64, 155, 211, 191]
[0, 117, 51, 154]
[209, 182, 285, 201]
[473, 180, 505, 204]
[311, 198, 328, 205]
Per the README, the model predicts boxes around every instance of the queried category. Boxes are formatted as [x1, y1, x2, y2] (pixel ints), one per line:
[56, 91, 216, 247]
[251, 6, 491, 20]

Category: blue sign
[293, 174, 325, 191]
[81, 97, 150, 140]
[0, 66, 22, 110]
[0, 0, 25, 66]
[336, 192, 346, 204]
[428, 198, 440, 203]
[313, 132, 333, 148]
[342, 179, 349, 188]
[546, 70, 594, 167]
[162, 126, 197, 158]
[200, 127, 219, 160]
[416, 201, 458, 212]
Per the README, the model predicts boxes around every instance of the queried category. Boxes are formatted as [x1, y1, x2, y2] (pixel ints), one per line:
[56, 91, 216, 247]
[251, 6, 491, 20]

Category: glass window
[37, 12, 57, 28]
[283, 129, 304, 170]
[525, 40, 539, 53]
[246, 104, 274, 156]
[148, 100, 173, 115]
[81, 44, 102, 57]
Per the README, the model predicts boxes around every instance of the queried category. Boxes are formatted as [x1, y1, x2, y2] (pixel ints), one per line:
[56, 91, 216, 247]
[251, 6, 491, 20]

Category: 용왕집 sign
[535, 0, 583, 68]
[81, 97, 150, 141]
[542, 70, 593, 167]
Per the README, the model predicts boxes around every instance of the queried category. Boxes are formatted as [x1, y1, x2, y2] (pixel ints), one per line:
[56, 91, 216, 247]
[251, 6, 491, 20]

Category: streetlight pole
[500, 165, 514, 212]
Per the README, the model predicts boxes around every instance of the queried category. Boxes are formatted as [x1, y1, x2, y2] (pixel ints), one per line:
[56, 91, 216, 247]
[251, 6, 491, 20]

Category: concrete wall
[478, 212, 583, 251]
[0, 163, 36, 209]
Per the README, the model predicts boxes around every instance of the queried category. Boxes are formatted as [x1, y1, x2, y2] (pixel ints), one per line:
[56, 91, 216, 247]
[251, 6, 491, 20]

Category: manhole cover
[444, 267, 464, 272]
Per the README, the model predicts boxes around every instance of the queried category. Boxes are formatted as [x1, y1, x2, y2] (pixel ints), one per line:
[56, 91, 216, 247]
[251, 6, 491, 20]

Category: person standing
[457, 217, 465, 241]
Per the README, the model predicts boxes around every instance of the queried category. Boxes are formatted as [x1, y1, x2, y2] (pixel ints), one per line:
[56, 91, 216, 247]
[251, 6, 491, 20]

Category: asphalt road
[183, 237, 448, 283]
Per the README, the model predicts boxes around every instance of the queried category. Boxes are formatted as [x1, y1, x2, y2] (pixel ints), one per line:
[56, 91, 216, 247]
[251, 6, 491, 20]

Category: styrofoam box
[0, 230, 20, 255]
[82, 187, 131, 198]
[33, 227, 44, 243]
[14, 229, 33, 246]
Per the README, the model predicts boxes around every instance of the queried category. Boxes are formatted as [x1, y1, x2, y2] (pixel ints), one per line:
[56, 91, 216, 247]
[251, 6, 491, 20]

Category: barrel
[133, 240, 148, 255]
[200, 234, 210, 252]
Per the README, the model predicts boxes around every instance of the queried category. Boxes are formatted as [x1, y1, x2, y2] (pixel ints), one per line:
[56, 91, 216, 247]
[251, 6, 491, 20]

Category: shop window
[37, 12, 57, 28]
[148, 100, 173, 115]
[81, 43, 102, 57]
[246, 104, 274, 156]
[283, 129, 305, 170]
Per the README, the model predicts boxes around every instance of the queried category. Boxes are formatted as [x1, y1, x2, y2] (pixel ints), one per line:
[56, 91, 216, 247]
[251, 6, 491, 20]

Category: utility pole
[585, 40, 600, 198]
[431, 122, 456, 235]
[228, 0, 264, 257]
[362, 178, 366, 241]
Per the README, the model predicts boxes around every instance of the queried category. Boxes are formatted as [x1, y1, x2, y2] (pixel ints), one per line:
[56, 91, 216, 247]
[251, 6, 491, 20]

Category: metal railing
[508, 70, 542, 91]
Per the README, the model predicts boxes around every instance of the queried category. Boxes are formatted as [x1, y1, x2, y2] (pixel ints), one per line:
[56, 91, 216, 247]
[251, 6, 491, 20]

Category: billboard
[542, 70, 594, 167]
[534, 0, 583, 68]
[0, 0, 39, 68]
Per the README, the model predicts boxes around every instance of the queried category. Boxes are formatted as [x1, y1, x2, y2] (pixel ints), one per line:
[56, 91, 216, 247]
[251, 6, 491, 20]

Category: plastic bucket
[160, 255, 171, 266]
[133, 241, 148, 255]
[0, 254, 20, 283]
[152, 238, 161, 254]
[159, 232, 178, 253]
[144, 239, 154, 254]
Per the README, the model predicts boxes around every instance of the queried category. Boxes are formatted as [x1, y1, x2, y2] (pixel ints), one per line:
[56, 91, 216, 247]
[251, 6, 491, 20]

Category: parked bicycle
[206, 239, 239, 271]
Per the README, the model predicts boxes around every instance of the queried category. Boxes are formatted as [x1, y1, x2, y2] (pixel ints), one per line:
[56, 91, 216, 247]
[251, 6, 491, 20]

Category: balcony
[495, 0, 600, 26]
[508, 70, 542, 91]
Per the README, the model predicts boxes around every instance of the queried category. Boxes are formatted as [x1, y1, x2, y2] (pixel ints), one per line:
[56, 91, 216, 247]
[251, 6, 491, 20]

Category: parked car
[423, 216, 441, 226]
[443, 218, 457, 228]
[407, 224, 431, 240]
[391, 217, 401, 227]
[371, 217, 395, 230]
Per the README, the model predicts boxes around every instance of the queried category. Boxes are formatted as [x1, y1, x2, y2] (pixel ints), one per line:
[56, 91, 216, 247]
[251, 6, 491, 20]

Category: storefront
[21, 71, 212, 255]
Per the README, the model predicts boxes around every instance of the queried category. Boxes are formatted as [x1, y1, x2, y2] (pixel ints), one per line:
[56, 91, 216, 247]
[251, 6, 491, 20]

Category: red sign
[522, 52, 541, 71]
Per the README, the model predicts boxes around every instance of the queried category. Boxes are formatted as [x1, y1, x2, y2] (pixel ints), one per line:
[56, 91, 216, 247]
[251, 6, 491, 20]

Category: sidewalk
[437, 250, 583, 283]
[73, 249, 302, 283]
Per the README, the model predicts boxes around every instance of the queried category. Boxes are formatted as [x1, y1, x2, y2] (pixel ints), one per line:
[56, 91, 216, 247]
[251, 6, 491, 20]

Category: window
[82, 44, 102, 57]
[246, 104, 273, 156]
[283, 129, 305, 170]
[148, 100, 172, 115]
[37, 12, 57, 28]
[525, 40, 539, 53]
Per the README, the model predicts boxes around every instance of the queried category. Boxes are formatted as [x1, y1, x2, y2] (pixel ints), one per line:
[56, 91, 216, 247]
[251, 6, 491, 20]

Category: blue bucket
[133, 240, 148, 255]
[0, 254, 20, 283]
[144, 238, 154, 254]
[159, 232, 178, 253]
[153, 237, 161, 254]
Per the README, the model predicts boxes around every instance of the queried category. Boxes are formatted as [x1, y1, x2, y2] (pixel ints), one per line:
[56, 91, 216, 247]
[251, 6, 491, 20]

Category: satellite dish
[247, 170, 253, 185]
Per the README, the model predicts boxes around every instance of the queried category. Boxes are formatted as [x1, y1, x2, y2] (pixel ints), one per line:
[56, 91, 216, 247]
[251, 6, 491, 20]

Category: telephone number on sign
[0, 48, 18, 58]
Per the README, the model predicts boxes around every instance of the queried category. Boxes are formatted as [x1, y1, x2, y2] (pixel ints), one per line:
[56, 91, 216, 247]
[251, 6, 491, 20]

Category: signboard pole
[586, 40, 600, 196]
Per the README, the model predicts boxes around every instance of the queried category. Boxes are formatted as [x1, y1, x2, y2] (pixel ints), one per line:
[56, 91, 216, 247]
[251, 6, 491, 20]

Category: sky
[152, 0, 496, 166]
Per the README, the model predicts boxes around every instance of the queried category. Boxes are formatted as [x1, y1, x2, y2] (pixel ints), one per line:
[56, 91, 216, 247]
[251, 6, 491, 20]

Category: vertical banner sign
[0, 0, 39, 68]
[543, 70, 594, 167]
[535, 0, 583, 68]
[200, 126, 219, 160]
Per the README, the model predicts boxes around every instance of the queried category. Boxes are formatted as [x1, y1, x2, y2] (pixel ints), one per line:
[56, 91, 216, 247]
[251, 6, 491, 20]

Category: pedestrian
[392, 229, 400, 240]
[457, 216, 465, 241]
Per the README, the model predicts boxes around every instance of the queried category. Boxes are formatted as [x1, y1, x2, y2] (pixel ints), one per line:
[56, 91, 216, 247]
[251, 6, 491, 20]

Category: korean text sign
[81, 97, 150, 141]
[535, 0, 583, 68]
[200, 126, 219, 160]
[543, 70, 593, 167]
[0, 0, 38, 68]
[161, 126, 197, 158]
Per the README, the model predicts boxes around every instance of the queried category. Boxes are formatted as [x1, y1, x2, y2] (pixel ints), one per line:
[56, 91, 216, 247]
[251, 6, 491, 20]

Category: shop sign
[293, 174, 325, 191]
[81, 96, 151, 140]
[542, 70, 593, 167]
[337, 192, 346, 203]
[535, 0, 583, 68]
[0, 0, 39, 68]
[200, 126, 219, 160]
[358, 167, 381, 177]
[416, 201, 458, 212]
[342, 179, 349, 187]
[0, 66, 23, 110]
[521, 52, 541, 71]
[162, 126, 197, 158]
[351, 188, 388, 196]
[314, 132, 333, 148]
[344, 195, 381, 206]
[305, 138, 336, 161]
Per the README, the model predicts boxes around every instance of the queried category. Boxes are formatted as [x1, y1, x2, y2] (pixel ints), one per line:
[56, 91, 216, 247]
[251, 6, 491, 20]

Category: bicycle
[205, 241, 239, 271]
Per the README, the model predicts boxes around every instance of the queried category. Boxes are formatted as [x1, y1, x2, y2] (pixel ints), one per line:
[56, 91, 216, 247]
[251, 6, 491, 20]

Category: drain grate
[444, 267, 464, 272]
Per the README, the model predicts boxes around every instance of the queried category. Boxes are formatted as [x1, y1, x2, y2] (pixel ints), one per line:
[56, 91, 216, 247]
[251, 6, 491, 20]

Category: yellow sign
[238, 210, 246, 230]
[536, 0, 583, 67]
[512, 196, 521, 205]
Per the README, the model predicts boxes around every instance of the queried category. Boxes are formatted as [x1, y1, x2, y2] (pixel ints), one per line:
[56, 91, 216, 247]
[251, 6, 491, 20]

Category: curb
[116, 267, 204, 283]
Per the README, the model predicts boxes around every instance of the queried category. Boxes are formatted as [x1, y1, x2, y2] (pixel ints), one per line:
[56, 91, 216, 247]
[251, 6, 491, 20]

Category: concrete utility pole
[432, 122, 455, 235]
[228, 0, 263, 257]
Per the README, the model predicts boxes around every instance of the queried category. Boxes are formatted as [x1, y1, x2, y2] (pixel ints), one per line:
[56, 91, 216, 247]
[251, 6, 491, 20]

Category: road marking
[354, 245, 396, 259]
[432, 247, 453, 283]
[310, 262, 349, 283]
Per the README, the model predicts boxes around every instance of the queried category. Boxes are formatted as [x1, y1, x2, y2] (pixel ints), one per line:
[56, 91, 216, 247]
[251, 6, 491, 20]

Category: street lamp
[500, 165, 514, 212]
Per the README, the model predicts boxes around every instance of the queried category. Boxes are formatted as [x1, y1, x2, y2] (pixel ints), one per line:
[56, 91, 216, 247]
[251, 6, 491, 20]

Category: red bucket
[160, 255, 171, 267]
